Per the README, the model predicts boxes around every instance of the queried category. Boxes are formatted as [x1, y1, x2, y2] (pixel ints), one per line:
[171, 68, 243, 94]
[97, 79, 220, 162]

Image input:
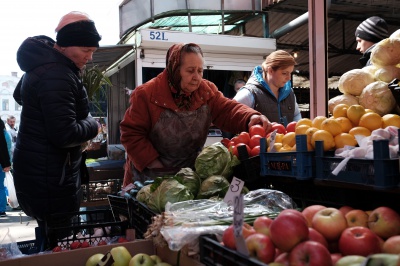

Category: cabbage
[371, 38, 400, 67]
[375, 66, 400, 83]
[195, 142, 240, 180]
[391, 29, 400, 40]
[338, 69, 375, 96]
[147, 178, 194, 213]
[328, 94, 359, 114]
[363, 65, 378, 77]
[136, 184, 152, 205]
[174, 167, 201, 196]
[196, 175, 230, 199]
[359, 81, 396, 116]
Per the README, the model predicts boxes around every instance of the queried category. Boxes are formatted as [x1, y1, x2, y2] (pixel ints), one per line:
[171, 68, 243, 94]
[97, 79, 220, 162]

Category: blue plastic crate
[260, 135, 315, 180]
[315, 139, 400, 189]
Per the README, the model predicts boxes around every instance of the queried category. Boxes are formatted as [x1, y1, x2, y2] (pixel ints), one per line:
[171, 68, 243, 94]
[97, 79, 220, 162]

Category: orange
[320, 118, 342, 137]
[282, 132, 296, 147]
[382, 114, 400, 128]
[358, 112, 382, 131]
[334, 133, 357, 149]
[312, 116, 328, 129]
[311, 129, 335, 151]
[305, 127, 320, 144]
[364, 108, 375, 113]
[349, 126, 371, 137]
[332, 103, 349, 118]
[335, 117, 353, 133]
[347, 105, 366, 126]
[296, 118, 313, 128]
[295, 125, 311, 135]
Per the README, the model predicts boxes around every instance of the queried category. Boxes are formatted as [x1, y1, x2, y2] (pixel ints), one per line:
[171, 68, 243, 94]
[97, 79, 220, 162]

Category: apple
[335, 255, 366, 266]
[364, 253, 400, 265]
[150, 255, 162, 264]
[279, 209, 308, 224]
[312, 207, 347, 242]
[245, 233, 275, 264]
[338, 226, 381, 256]
[222, 223, 256, 250]
[308, 227, 328, 248]
[302, 205, 326, 227]
[155, 263, 172, 266]
[288, 241, 333, 266]
[269, 211, 309, 252]
[383, 235, 400, 254]
[339, 205, 354, 216]
[274, 252, 289, 265]
[330, 253, 342, 265]
[110, 246, 132, 266]
[368, 206, 400, 239]
[253, 216, 273, 236]
[345, 209, 369, 228]
[85, 253, 105, 266]
[129, 253, 155, 266]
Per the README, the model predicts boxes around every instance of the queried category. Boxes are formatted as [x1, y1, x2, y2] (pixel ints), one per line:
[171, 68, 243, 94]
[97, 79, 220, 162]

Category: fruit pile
[222, 105, 400, 155]
[222, 205, 400, 265]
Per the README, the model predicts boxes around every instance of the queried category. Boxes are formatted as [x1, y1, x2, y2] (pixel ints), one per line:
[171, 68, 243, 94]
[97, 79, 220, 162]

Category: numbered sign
[223, 176, 245, 206]
[233, 194, 249, 255]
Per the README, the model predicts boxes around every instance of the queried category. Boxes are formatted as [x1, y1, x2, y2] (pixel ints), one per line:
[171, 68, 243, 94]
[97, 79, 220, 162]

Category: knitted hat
[355, 16, 389, 43]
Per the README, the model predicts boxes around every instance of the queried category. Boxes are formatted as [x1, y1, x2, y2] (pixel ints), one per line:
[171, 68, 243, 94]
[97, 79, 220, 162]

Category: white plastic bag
[4, 171, 19, 209]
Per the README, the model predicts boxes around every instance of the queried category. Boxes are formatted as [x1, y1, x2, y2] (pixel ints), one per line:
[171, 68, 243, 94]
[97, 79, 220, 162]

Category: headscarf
[165, 43, 203, 110]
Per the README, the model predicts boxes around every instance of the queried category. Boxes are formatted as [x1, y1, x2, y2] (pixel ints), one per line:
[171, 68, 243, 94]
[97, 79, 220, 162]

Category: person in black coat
[0, 119, 12, 217]
[13, 11, 101, 249]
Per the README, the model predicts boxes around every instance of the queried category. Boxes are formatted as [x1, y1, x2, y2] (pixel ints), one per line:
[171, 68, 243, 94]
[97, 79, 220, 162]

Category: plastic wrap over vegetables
[159, 189, 296, 251]
[195, 142, 240, 180]
[147, 178, 194, 213]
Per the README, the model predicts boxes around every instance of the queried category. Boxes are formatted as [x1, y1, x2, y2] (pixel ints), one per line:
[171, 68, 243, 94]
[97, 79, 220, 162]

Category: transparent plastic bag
[4, 171, 19, 209]
[0, 228, 23, 260]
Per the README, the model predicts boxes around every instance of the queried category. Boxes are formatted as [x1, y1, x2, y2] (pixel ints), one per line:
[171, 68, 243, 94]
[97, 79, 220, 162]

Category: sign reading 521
[149, 31, 168, 41]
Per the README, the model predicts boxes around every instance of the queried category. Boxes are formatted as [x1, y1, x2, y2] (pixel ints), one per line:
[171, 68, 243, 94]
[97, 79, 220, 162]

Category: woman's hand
[147, 158, 164, 169]
[249, 114, 272, 133]
[3, 166, 11, 172]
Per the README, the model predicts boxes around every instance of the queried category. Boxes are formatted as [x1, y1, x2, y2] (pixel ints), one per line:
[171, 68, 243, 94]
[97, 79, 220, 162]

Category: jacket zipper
[59, 152, 71, 185]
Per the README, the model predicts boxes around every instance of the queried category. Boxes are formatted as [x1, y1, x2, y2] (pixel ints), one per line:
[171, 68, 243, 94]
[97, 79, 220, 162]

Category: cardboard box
[1, 239, 203, 266]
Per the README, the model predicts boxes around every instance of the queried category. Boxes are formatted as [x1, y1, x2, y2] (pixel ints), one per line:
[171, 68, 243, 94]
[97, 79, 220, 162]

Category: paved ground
[0, 205, 38, 243]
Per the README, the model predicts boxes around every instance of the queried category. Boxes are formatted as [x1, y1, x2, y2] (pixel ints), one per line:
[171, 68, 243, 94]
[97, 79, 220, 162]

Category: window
[2, 99, 9, 111]
[15, 101, 22, 111]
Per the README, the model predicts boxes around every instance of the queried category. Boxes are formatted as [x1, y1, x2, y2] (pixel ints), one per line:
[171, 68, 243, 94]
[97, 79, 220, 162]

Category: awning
[89, 44, 134, 72]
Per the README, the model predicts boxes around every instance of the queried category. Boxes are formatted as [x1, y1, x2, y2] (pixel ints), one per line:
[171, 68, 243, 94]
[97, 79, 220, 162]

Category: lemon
[311, 129, 335, 151]
[358, 112, 382, 131]
[320, 118, 342, 137]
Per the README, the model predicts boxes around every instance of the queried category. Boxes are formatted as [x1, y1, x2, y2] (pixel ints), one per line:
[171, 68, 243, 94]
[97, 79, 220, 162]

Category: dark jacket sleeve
[0, 120, 11, 168]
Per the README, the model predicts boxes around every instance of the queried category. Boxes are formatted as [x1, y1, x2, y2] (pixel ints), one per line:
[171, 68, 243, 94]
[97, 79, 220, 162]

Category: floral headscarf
[166, 43, 203, 110]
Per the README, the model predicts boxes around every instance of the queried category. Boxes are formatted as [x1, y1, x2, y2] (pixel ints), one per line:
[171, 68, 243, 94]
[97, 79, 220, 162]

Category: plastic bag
[4, 171, 19, 209]
[0, 228, 23, 260]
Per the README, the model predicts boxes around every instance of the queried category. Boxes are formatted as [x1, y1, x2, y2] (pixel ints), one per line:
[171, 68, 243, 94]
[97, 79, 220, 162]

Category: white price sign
[233, 194, 249, 255]
[223, 176, 245, 206]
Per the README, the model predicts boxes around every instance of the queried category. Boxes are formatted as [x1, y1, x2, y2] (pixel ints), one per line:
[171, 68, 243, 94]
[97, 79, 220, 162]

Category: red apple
[368, 206, 400, 239]
[312, 207, 347, 242]
[274, 252, 289, 265]
[288, 241, 333, 266]
[245, 233, 276, 264]
[345, 209, 369, 228]
[222, 223, 256, 250]
[383, 235, 400, 254]
[280, 209, 308, 224]
[338, 226, 381, 256]
[330, 253, 342, 265]
[308, 227, 328, 248]
[270, 211, 309, 252]
[253, 216, 273, 236]
[339, 205, 354, 216]
[302, 205, 326, 227]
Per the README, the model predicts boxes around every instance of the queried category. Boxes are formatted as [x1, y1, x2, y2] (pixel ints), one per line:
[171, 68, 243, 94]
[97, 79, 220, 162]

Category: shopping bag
[4, 171, 19, 209]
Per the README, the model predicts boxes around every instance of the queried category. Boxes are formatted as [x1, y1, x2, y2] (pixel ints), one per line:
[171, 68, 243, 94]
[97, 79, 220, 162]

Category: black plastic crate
[46, 209, 129, 249]
[128, 197, 157, 239]
[233, 145, 265, 191]
[108, 195, 131, 227]
[82, 178, 122, 203]
[16, 239, 39, 255]
[199, 235, 266, 266]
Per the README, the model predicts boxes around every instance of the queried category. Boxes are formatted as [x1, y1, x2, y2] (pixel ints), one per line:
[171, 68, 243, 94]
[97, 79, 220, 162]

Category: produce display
[221, 205, 400, 265]
[329, 29, 400, 116]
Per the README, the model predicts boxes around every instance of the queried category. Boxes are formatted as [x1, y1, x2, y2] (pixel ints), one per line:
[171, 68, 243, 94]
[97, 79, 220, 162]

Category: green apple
[129, 253, 155, 266]
[155, 263, 172, 266]
[335, 255, 366, 266]
[150, 255, 162, 264]
[365, 253, 400, 266]
[110, 246, 132, 266]
[85, 253, 105, 266]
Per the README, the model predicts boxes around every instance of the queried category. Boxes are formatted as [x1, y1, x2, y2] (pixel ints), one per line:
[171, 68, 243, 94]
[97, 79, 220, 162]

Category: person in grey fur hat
[355, 16, 389, 67]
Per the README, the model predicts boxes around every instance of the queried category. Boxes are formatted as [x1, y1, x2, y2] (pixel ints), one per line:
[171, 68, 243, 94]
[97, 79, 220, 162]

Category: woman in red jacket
[120, 43, 272, 184]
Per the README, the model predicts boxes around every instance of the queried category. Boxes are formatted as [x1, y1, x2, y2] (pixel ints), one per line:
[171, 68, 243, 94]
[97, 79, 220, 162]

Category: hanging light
[293, 51, 299, 58]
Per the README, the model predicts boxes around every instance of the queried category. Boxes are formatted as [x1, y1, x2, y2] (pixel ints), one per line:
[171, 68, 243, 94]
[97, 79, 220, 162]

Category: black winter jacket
[13, 35, 99, 222]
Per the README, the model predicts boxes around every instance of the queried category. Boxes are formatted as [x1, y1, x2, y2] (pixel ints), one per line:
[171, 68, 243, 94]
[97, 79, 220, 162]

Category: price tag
[233, 194, 249, 256]
[269, 129, 278, 152]
[223, 176, 244, 206]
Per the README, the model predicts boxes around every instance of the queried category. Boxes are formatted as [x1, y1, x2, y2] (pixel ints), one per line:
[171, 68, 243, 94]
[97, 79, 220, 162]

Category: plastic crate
[128, 197, 157, 239]
[260, 135, 315, 180]
[199, 235, 266, 266]
[16, 239, 39, 255]
[46, 209, 129, 249]
[315, 139, 400, 189]
[108, 195, 131, 227]
[233, 145, 265, 190]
